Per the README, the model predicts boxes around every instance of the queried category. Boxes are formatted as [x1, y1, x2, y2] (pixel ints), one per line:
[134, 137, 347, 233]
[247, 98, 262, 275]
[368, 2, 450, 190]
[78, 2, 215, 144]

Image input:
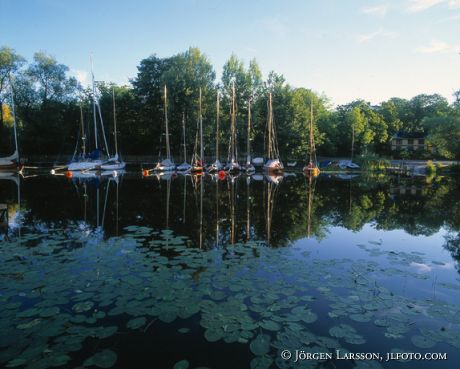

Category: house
[390, 132, 427, 151]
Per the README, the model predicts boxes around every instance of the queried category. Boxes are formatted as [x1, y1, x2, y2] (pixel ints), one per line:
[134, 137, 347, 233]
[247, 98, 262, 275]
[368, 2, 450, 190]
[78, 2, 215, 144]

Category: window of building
[408, 139, 413, 145]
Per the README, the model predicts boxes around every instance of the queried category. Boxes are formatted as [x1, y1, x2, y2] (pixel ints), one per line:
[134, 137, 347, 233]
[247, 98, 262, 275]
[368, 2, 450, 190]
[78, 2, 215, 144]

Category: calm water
[1, 171, 460, 369]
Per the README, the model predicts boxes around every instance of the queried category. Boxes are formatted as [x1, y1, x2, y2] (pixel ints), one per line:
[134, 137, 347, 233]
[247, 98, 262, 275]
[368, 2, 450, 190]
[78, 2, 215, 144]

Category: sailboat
[263, 93, 284, 172]
[225, 82, 240, 173]
[191, 88, 205, 173]
[303, 103, 320, 177]
[68, 59, 110, 172]
[243, 99, 255, 174]
[101, 88, 126, 171]
[154, 85, 175, 172]
[177, 112, 192, 173]
[208, 91, 223, 172]
[0, 90, 22, 172]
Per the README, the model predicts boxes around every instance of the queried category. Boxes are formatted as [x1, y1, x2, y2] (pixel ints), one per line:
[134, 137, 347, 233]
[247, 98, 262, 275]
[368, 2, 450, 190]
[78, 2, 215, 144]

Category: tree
[0, 47, 25, 126]
[424, 116, 460, 159]
[27, 51, 78, 106]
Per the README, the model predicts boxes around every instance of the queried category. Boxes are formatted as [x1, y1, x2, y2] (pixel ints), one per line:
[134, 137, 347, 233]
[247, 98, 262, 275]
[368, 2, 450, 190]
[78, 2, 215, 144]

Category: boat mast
[309, 103, 313, 164]
[247, 99, 251, 164]
[164, 85, 171, 161]
[112, 88, 118, 157]
[199, 87, 203, 162]
[216, 91, 220, 161]
[80, 102, 86, 157]
[182, 112, 187, 163]
[231, 82, 237, 162]
[90, 56, 98, 151]
[268, 93, 273, 159]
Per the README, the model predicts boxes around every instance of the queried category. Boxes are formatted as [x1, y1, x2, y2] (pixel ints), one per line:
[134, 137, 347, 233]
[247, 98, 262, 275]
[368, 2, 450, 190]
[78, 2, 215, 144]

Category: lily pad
[127, 317, 147, 330]
[173, 360, 189, 369]
[411, 335, 436, 349]
[250, 334, 271, 356]
[83, 349, 117, 368]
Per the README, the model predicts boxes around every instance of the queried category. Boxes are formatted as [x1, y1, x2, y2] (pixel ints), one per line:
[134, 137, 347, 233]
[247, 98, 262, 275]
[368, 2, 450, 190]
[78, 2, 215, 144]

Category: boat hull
[68, 160, 103, 171]
[208, 160, 224, 173]
[0, 162, 22, 172]
[264, 159, 284, 172]
[100, 162, 126, 171]
[177, 162, 192, 173]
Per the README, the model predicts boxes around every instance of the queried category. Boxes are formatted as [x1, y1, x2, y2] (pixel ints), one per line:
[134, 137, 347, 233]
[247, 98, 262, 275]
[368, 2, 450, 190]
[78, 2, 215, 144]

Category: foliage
[355, 153, 390, 170]
[426, 160, 436, 174]
[0, 45, 459, 160]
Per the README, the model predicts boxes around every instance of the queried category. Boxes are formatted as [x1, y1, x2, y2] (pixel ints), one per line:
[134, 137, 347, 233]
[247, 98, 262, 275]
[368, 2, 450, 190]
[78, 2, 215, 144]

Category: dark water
[1, 171, 460, 369]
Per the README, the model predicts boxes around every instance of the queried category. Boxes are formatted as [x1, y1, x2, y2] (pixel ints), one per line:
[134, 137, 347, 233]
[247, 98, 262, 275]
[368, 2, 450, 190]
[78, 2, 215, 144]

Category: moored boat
[263, 92, 284, 173]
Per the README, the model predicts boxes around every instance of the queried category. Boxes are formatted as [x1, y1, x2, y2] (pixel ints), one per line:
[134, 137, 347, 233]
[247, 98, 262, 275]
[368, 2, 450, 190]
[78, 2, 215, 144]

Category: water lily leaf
[259, 320, 281, 331]
[411, 335, 436, 349]
[39, 307, 60, 318]
[17, 318, 41, 329]
[17, 308, 40, 318]
[250, 355, 273, 369]
[83, 349, 117, 368]
[250, 334, 271, 356]
[6, 358, 28, 367]
[173, 360, 189, 369]
[73, 301, 94, 313]
[204, 328, 223, 342]
[127, 317, 147, 330]
[50, 354, 71, 367]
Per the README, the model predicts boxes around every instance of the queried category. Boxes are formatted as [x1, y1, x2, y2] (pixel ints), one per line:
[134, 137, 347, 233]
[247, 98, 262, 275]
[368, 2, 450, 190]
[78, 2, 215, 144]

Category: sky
[1, 0, 460, 106]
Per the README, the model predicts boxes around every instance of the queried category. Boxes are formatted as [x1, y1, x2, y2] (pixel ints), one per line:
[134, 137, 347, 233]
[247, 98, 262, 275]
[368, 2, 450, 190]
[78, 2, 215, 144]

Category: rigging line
[96, 101, 110, 157]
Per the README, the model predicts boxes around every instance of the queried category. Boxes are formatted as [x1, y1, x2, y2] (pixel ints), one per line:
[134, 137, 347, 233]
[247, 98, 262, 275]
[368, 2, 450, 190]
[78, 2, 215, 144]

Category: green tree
[0, 46, 25, 126]
[424, 116, 460, 159]
[27, 51, 78, 106]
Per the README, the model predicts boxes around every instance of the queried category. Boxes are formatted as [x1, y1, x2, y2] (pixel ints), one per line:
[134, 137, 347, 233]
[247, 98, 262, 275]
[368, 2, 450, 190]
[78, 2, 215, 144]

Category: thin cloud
[361, 4, 389, 16]
[435, 13, 460, 22]
[357, 29, 398, 44]
[257, 17, 289, 37]
[407, 0, 444, 12]
[447, 0, 460, 8]
[417, 39, 460, 53]
[406, 0, 460, 11]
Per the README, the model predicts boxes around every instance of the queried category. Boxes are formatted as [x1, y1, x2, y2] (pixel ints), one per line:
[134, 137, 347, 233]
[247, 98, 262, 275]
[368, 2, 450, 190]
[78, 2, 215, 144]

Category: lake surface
[1, 171, 460, 369]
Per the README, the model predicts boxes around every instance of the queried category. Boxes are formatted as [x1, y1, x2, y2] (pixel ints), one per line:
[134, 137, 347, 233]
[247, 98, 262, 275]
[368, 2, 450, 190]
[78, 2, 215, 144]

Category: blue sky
[2, 0, 460, 105]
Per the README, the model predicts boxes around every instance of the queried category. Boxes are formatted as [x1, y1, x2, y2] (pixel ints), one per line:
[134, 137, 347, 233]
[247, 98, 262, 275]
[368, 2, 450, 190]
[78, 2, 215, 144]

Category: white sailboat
[191, 88, 205, 173]
[177, 112, 192, 173]
[244, 99, 255, 174]
[154, 85, 176, 172]
[225, 82, 240, 173]
[208, 91, 223, 172]
[68, 59, 109, 172]
[263, 92, 284, 173]
[101, 88, 126, 171]
[0, 90, 22, 172]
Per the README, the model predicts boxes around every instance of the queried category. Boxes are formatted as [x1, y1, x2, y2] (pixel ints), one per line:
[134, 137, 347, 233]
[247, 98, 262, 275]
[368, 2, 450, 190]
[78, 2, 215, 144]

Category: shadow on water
[1, 171, 460, 369]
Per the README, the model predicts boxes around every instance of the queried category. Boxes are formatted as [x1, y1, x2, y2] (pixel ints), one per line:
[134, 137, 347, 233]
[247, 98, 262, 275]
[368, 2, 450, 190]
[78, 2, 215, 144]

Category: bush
[426, 160, 436, 174]
[356, 153, 390, 170]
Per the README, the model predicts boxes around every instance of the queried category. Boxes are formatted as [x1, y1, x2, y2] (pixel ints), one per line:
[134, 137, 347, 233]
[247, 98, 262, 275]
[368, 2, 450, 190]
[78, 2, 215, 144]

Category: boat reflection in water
[69, 171, 125, 239]
[0, 172, 21, 239]
[13, 171, 460, 258]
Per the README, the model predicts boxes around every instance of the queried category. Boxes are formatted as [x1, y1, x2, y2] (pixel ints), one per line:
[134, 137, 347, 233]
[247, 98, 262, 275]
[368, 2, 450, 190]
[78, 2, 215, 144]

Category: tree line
[1, 46, 459, 161]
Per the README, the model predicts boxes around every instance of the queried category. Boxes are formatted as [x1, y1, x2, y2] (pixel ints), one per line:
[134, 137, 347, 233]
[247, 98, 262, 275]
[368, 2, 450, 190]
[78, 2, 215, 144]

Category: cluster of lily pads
[0, 224, 459, 369]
